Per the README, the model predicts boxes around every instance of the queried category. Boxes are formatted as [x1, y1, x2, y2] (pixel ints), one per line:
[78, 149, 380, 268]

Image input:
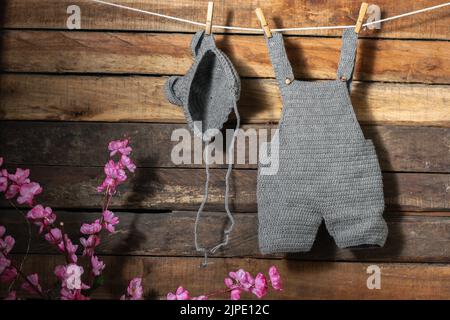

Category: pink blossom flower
[97, 160, 128, 196]
[97, 176, 117, 195]
[230, 289, 241, 300]
[27, 204, 52, 220]
[252, 273, 268, 298]
[64, 264, 85, 290]
[0, 157, 3, 167]
[58, 235, 78, 263]
[224, 277, 234, 289]
[27, 205, 56, 234]
[229, 269, 254, 292]
[167, 286, 189, 300]
[44, 228, 62, 245]
[127, 277, 144, 300]
[0, 176, 7, 193]
[120, 155, 136, 173]
[109, 139, 132, 157]
[60, 288, 89, 300]
[269, 266, 282, 291]
[55, 264, 90, 293]
[104, 160, 127, 182]
[79, 235, 100, 257]
[192, 295, 208, 300]
[104, 160, 117, 177]
[98, 139, 135, 195]
[166, 293, 176, 300]
[64, 236, 79, 264]
[0, 225, 5, 238]
[8, 168, 30, 185]
[0, 235, 15, 255]
[80, 219, 102, 235]
[54, 265, 67, 282]
[21, 273, 42, 295]
[4, 291, 17, 300]
[0, 267, 17, 283]
[5, 184, 20, 200]
[0, 256, 11, 275]
[17, 182, 42, 206]
[5, 168, 38, 201]
[121, 278, 144, 300]
[91, 255, 105, 276]
[102, 210, 119, 233]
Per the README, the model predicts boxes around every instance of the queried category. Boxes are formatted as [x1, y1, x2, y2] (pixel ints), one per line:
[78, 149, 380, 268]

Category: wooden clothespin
[205, 2, 214, 35]
[255, 8, 272, 38]
[355, 2, 369, 33]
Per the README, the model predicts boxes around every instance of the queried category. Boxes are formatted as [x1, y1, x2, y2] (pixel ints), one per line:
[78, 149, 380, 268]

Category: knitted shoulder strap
[266, 33, 295, 87]
[337, 28, 359, 91]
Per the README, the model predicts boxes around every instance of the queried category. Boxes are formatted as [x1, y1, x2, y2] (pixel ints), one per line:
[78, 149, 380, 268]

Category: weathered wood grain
[2, 254, 450, 299]
[2, 210, 450, 263]
[0, 167, 447, 211]
[2, 0, 449, 40]
[1, 31, 448, 83]
[1, 75, 449, 126]
[1, 121, 449, 173]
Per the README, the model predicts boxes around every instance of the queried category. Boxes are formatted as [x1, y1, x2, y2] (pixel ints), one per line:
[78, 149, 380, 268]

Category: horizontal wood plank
[2, 210, 450, 263]
[1, 31, 448, 83]
[1, 75, 449, 126]
[1, 121, 449, 173]
[2, 0, 449, 40]
[2, 254, 450, 299]
[0, 167, 447, 212]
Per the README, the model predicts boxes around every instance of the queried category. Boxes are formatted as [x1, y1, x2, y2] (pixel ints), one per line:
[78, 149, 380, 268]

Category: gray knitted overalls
[257, 29, 388, 254]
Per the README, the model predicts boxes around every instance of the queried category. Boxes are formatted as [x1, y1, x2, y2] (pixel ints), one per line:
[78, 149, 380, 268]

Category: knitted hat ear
[190, 31, 206, 57]
[165, 75, 184, 106]
[190, 31, 217, 57]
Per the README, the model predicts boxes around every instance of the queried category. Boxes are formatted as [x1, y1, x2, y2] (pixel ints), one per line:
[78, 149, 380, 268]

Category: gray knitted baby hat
[165, 30, 241, 142]
[165, 30, 241, 266]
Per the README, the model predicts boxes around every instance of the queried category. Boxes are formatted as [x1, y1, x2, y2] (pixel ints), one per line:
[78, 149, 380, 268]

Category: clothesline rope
[89, 0, 450, 32]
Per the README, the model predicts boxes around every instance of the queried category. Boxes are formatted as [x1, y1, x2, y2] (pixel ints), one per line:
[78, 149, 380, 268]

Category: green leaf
[83, 275, 105, 296]
[92, 275, 105, 290]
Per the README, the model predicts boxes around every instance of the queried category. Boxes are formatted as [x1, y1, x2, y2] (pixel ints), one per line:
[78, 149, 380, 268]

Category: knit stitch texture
[257, 29, 388, 254]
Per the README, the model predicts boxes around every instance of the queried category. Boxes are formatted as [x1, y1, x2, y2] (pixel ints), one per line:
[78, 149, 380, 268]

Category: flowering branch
[79, 139, 133, 289]
[0, 140, 283, 301]
[0, 226, 45, 299]
[167, 266, 283, 300]
[0, 140, 143, 300]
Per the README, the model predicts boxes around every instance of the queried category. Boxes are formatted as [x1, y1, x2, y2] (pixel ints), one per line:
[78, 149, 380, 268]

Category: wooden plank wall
[0, 0, 449, 299]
